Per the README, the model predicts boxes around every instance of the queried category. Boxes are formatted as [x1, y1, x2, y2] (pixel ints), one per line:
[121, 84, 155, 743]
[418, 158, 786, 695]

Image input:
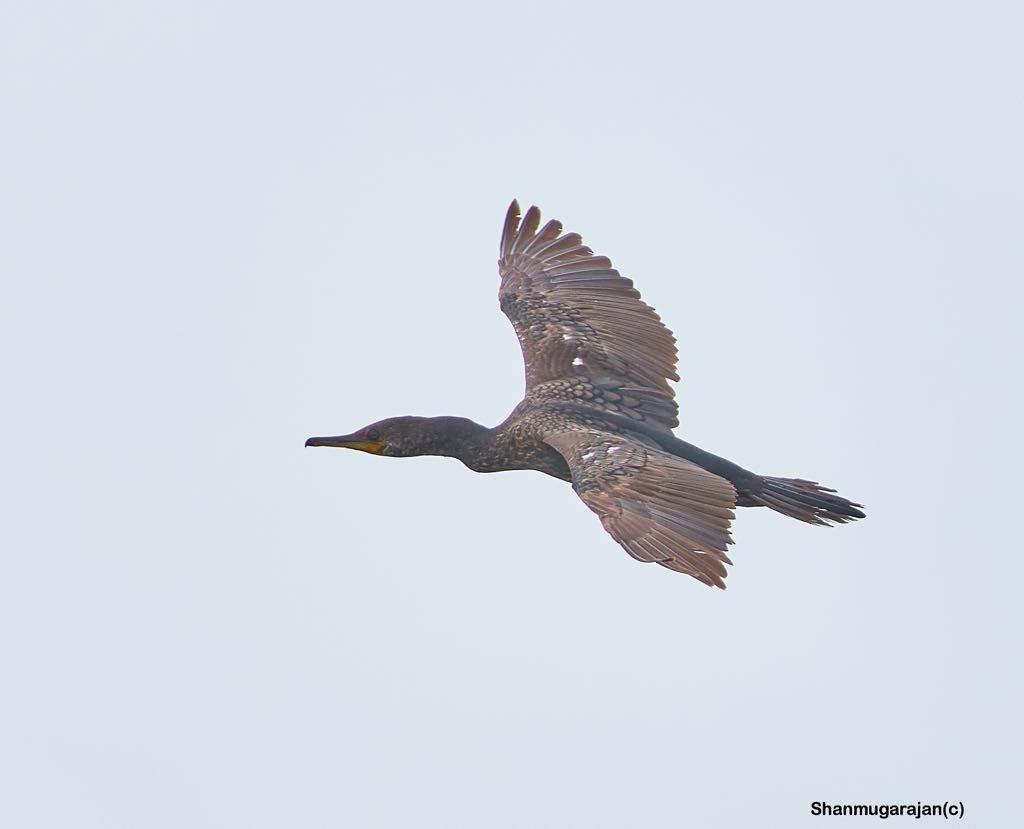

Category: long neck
[420, 416, 500, 471]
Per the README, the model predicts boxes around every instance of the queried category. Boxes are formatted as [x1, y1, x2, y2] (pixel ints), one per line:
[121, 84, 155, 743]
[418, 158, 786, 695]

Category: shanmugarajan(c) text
[810, 801, 964, 819]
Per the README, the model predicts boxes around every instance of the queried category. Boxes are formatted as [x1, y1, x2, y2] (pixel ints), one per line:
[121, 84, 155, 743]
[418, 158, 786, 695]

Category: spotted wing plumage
[544, 430, 738, 588]
[498, 201, 680, 430]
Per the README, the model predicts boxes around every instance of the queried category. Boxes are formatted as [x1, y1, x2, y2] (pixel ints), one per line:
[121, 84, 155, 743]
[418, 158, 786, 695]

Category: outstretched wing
[545, 430, 737, 588]
[498, 201, 680, 430]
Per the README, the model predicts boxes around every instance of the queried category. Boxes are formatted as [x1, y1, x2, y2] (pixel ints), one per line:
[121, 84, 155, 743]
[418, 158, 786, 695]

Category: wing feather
[499, 201, 680, 430]
[544, 430, 738, 588]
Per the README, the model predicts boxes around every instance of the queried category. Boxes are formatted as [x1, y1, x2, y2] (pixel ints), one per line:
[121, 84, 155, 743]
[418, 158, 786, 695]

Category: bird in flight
[307, 201, 864, 587]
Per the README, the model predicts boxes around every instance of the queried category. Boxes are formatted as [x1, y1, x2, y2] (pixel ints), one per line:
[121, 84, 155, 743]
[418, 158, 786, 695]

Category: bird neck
[419, 416, 500, 471]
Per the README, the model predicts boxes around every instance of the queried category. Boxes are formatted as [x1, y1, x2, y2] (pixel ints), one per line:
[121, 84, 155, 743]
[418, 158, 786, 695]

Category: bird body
[307, 201, 864, 587]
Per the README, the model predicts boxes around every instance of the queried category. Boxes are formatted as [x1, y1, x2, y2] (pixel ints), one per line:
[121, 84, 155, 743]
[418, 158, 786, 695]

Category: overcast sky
[2, 1, 1021, 826]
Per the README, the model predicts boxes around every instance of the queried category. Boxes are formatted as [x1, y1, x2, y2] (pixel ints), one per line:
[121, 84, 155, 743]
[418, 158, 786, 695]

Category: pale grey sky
[2, 1, 1021, 826]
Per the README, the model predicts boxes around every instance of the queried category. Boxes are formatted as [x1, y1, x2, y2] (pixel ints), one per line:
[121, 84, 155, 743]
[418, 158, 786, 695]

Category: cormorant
[306, 201, 864, 587]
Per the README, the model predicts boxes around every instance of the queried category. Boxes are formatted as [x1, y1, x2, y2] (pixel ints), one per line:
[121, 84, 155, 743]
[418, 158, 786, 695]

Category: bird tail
[747, 476, 865, 526]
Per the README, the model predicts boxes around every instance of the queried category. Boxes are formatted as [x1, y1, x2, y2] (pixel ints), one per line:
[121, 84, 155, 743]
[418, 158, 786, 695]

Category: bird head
[305, 416, 433, 457]
[305, 415, 490, 459]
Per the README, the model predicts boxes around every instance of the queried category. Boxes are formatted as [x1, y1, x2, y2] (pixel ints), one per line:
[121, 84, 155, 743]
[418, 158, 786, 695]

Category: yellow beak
[304, 436, 387, 455]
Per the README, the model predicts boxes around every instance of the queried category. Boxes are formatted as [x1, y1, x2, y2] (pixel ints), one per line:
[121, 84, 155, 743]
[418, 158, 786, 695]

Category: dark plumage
[306, 201, 864, 588]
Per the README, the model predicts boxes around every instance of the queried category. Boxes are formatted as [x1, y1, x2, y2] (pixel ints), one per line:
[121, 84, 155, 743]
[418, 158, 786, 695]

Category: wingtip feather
[500, 199, 521, 258]
[511, 205, 543, 254]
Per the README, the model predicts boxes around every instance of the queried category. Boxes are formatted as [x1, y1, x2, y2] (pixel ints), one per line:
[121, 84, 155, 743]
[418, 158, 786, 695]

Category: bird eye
[366, 430, 380, 441]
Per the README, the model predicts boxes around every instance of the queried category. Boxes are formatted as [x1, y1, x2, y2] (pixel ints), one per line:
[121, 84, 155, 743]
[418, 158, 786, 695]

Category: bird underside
[527, 418, 863, 589]
[541, 427, 737, 587]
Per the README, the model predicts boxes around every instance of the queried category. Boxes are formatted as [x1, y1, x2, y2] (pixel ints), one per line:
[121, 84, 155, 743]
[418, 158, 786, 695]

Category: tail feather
[752, 476, 865, 526]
